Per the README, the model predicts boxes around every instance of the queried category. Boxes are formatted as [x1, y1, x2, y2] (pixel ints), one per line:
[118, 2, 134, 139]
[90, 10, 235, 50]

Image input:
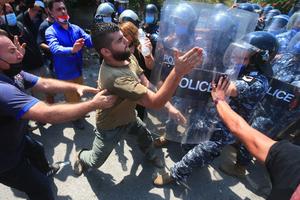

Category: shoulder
[45, 24, 55, 34]
[0, 81, 21, 101]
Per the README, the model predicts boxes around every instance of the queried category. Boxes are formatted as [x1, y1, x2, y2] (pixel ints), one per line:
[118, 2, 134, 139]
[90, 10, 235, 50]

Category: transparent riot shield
[250, 33, 300, 139]
[264, 15, 289, 36]
[145, 1, 258, 144]
[250, 78, 300, 139]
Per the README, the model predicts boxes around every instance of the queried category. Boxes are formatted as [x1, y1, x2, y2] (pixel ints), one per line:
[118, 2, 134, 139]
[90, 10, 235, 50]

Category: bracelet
[214, 98, 224, 105]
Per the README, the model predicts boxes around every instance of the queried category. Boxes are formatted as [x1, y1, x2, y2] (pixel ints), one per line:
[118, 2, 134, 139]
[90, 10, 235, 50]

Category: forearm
[24, 100, 97, 124]
[40, 43, 50, 52]
[144, 55, 154, 70]
[151, 69, 183, 108]
[33, 77, 79, 94]
[215, 100, 275, 162]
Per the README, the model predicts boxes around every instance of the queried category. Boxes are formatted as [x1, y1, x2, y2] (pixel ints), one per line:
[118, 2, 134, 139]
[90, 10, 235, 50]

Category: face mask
[118, 6, 125, 14]
[175, 25, 188, 36]
[0, 57, 22, 78]
[102, 16, 112, 23]
[2, 13, 17, 26]
[235, 64, 247, 76]
[145, 15, 154, 24]
[56, 15, 70, 24]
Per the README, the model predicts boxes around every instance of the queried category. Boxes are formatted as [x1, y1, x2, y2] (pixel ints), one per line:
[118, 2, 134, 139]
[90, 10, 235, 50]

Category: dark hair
[0, 29, 9, 37]
[91, 22, 119, 56]
[47, 0, 65, 10]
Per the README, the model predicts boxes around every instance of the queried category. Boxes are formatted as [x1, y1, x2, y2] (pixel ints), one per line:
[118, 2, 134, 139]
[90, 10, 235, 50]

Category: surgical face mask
[0, 57, 22, 78]
[102, 16, 112, 23]
[118, 6, 125, 14]
[1, 13, 17, 26]
[175, 25, 188, 36]
[145, 15, 154, 24]
[236, 64, 247, 76]
[56, 15, 70, 24]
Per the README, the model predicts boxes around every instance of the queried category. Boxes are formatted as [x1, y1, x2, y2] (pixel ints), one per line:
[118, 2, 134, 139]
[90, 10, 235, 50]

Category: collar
[53, 21, 70, 30]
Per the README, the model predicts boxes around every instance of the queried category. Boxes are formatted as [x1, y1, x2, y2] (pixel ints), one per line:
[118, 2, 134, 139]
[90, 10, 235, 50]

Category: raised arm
[138, 47, 203, 109]
[211, 77, 276, 163]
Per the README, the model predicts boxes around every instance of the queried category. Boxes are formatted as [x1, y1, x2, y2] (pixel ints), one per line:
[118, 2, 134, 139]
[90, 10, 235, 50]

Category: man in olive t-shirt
[74, 22, 203, 176]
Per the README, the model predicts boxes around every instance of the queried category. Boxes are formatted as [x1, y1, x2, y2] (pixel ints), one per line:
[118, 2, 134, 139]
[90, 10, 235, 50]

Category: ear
[100, 48, 111, 58]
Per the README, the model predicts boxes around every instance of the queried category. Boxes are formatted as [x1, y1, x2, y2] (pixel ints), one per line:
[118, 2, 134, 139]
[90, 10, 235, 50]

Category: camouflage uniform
[276, 30, 299, 54]
[251, 53, 300, 139]
[171, 71, 269, 181]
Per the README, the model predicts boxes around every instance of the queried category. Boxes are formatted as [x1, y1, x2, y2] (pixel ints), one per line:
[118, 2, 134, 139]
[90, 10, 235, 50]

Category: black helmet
[146, 4, 158, 14]
[119, 9, 140, 27]
[223, 31, 278, 76]
[268, 9, 281, 15]
[242, 31, 279, 70]
[94, 2, 115, 23]
[145, 4, 158, 24]
[252, 3, 262, 13]
[262, 5, 273, 16]
[170, 3, 198, 35]
[238, 3, 254, 12]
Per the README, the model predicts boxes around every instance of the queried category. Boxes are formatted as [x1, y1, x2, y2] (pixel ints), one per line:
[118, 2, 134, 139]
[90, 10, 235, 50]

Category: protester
[0, 29, 116, 200]
[73, 22, 202, 176]
[17, 0, 45, 40]
[45, 0, 93, 129]
[211, 76, 300, 200]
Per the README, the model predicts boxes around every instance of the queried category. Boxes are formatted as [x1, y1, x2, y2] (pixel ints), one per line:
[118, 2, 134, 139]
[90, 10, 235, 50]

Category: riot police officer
[115, 0, 128, 16]
[237, 3, 254, 12]
[220, 32, 280, 178]
[276, 12, 300, 53]
[142, 4, 159, 54]
[118, 9, 140, 27]
[265, 14, 289, 36]
[250, 32, 300, 142]
[94, 2, 116, 23]
[153, 31, 279, 185]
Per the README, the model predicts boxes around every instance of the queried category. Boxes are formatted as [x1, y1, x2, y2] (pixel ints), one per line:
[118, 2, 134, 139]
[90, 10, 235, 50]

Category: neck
[28, 9, 35, 20]
[47, 17, 54, 23]
[104, 57, 130, 67]
[59, 22, 69, 30]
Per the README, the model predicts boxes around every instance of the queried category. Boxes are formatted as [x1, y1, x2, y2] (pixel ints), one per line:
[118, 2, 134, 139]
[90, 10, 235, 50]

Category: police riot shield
[250, 78, 300, 139]
[250, 33, 300, 138]
[145, 1, 258, 144]
[264, 15, 289, 36]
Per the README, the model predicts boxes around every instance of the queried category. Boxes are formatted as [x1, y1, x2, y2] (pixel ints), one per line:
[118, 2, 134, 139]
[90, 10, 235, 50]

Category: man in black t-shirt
[211, 77, 300, 200]
[17, 0, 44, 40]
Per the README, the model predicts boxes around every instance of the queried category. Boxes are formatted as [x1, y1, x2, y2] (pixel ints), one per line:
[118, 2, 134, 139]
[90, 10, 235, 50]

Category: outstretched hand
[76, 85, 99, 97]
[211, 75, 230, 102]
[14, 36, 26, 56]
[168, 106, 187, 125]
[174, 47, 203, 76]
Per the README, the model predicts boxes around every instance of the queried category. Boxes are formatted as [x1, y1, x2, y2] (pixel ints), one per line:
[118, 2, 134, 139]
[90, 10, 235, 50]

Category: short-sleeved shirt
[96, 55, 147, 130]
[0, 71, 39, 173]
[266, 140, 300, 200]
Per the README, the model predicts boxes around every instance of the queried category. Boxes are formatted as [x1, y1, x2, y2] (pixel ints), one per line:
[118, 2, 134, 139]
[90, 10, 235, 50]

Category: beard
[110, 47, 131, 61]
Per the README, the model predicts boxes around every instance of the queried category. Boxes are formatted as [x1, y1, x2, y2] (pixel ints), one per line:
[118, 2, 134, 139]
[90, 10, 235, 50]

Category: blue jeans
[0, 157, 54, 200]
